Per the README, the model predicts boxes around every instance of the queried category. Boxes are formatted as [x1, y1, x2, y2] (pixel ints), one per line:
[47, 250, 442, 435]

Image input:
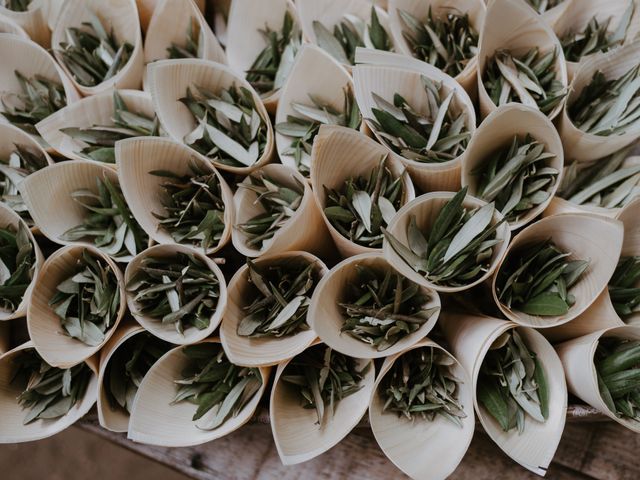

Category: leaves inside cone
[1, 0, 31, 11]
[525, 0, 565, 14]
[609, 256, 640, 320]
[0, 221, 36, 314]
[167, 17, 202, 59]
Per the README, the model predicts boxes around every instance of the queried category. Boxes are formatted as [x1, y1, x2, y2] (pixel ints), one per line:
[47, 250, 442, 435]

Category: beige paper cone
[383, 191, 511, 293]
[51, 0, 144, 96]
[0, 202, 44, 320]
[539, 0, 574, 27]
[0, 0, 50, 46]
[115, 136, 233, 255]
[231, 163, 330, 258]
[27, 245, 126, 368]
[558, 42, 640, 162]
[369, 339, 475, 480]
[492, 214, 624, 328]
[220, 251, 327, 367]
[308, 252, 440, 359]
[226, 0, 297, 112]
[477, 0, 568, 121]
[0, 342, 98, 443]
[42, 0, 65, 30]
[461, 104, 564, 230]
[270, 340, 375, 465]
[387, 0, 486, 96]
[352, 59, 476, 193]
[146, 58, 274, 175]
[275, 43, 356, 173]
[441, 313, 567, 476]
[36, 89, 154, 164]
[128, 338, 269, 446]
[556, 325, 640, 432]
[124, 243, 227, 345]
[310, 125, 415, 257]
[0, 14, 29, 38]
[0, 123, 53, 166]
[136, 0, 205, 30]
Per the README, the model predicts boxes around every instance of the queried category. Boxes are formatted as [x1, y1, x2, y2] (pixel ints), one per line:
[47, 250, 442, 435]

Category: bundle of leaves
[0, 221, 36, 313]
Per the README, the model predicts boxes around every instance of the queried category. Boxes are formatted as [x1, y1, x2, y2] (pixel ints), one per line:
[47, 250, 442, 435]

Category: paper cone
[0, 0, 50, 47]
[124, 243, 227, 345]
[369, 338, 475, 480]
[461, 104, 564, 230]
[146, 58, 275, 175]
[226, 0, 297, 112]
[0, 123, 53, 167]
[27, 245, 126, 368]
[220, 251, 327, 367]
[0, 202, 44, 320]
[441, 312, 567, 476]
[308, 252, 440, 359]
[115, 136, 234, 255]
[383, 191, 511, 293]
[36, 89, 154, 164]
[558, 42, 640, 162]
[492, 213, 624, 328]
[556, 325, 640, 432]
[0, 14, 30, 39]
[270, 340, 375, 465]
[352, 58, 476, 192]
[136, 0, 205, 31]
[310, 125, 415, 257]
[231, 163, 330, 258]
[477, 0, 568, 121]
[539, 0, 574, 27]
[128, 338, 269, 446]
[387, 0, 486, 96]
[0, 342, 98, 443]
[51, 0, 144, 96]
[42, 0, 65, 30]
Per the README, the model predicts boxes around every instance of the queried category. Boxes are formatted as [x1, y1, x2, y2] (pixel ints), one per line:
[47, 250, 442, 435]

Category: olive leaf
[398, 7, 478, 77]
[60, 91, 159, 164]
[340, 264, 438, 351]
[181, 84, 268, 168]
[495, 240, 589, 316]
[56, 10, 134, 87]
[380, 346, 466, 425]
[281, 344, 370, 427]
[49, 249, 121, 347]
[172, 343, 262, 430]
[1, 0, 31, 11]
[126, 252, 220, 335]
[368, 75, 470, 163]
[61, 175, 148, 259]
[483, 48, 566, 116]
[246, 11, 302, 97]
[0, 221, 35, 313]
[478, 330, 549, 433]
[150, 161, 226, 251]
[609, 256, 640, 320]
[525, 0, 565, 14]
[323, 155, 403, 248]
[275, 85, 361, 176]
[11, 349, 92, 424]
[167, 17, 201, 59]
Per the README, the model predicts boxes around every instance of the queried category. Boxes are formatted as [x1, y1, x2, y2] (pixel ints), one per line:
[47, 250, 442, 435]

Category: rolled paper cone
[539, 0, 575, 27]
[559, 42, 640, 162]
[97, 320, 145, 432]
[51, 0, 145, 96]
[369, 338, 475, 480]
[441, 312, 567, 476]
[27, 245, 126, 368]
[0, 342, 98, 444]
[492, 213, 624, 328]
[618, 196, 640, 257]
[0, 0, 50, 47]
[220, 251, 327, 367]
[477, 0, 568, 121]
[128, 338, 269, 446]
[0, 203, 44, 321]
[270, 340, 375, 465]
[0, 123, 53, 169]
[146, 58, 275, 175]
[310, 125, 415, 257]
[115, 136, 234, 255]
[36, 89, 154, 164]
[231, 163, 331, 258]
[308, 252, 440, 359]
[352, 57, 476, 192]
[0, 14, 30, 38]
[136, 0, 205, 30]
[42, 0, 65, 30]
[383, 191, 511, 293]
[461, 104, 564, 231]
[124, 243, 227, 345]
[387, 0, 486, 97]
[225, 0, 297, 113]
[556, 325, 640, 432]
